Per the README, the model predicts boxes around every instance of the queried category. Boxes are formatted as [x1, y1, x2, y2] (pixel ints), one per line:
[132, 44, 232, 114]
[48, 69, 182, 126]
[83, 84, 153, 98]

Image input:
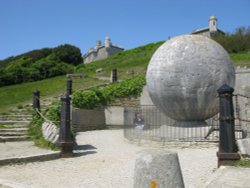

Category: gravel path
[0, 129, 218, 188]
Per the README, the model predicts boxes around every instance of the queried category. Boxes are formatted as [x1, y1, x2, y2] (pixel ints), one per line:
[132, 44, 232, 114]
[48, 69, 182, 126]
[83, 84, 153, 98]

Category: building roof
[191, 27, 225, 35]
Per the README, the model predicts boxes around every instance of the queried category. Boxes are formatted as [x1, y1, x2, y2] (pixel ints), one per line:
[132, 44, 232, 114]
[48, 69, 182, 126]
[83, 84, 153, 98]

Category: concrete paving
[0, 131, 250, 187]
[205, 166, 250, 188]
[0, 141, 60, 166]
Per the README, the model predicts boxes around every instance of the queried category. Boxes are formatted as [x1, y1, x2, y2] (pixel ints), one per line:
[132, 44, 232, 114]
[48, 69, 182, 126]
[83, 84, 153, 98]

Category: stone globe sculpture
[146, 34, 235, 126]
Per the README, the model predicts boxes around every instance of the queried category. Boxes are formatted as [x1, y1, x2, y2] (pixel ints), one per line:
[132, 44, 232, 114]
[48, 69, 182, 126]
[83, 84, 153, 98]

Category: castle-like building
[191, 16, 225, 37]
[83, 37, 124, 64]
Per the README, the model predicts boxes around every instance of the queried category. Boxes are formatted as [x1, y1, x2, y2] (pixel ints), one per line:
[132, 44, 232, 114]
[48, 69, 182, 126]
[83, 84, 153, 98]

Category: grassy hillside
[75, 41, 164, 79]
[0, 40, 249, 113]
[0, 41, 163, 113]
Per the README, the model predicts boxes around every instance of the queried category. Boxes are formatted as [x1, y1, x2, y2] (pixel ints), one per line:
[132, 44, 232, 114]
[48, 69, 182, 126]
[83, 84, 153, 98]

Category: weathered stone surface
[42, 121, 59, 144]
[237, 138, 250, 157]
[134, 149, 184, 188]
[146, 34, 235, 121]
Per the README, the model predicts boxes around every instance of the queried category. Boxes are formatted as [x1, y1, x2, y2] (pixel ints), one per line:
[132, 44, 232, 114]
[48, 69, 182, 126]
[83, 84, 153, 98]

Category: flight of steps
[0, 114, 32, 142]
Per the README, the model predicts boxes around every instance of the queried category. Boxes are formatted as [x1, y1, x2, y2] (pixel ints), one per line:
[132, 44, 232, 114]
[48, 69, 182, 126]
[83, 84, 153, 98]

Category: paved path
[0, 129, 249, 188]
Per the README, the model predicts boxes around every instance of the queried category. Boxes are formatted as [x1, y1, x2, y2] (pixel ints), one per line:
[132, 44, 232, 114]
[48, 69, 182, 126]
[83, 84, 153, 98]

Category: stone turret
[105, 36, 111, 47]
[209, 15, 218, 33]
[96, 40, 101, 49]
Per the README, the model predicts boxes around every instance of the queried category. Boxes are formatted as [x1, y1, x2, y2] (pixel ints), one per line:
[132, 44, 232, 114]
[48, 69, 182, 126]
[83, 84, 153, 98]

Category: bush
[28, 101, 61, 150]
[212, 26, 250, 53]
[52, 44, 83, 66]
[73, 74, 146, 109]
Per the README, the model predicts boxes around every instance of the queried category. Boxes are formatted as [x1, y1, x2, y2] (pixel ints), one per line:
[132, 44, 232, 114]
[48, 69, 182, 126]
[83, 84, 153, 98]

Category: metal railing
[123, 102, 248, 142]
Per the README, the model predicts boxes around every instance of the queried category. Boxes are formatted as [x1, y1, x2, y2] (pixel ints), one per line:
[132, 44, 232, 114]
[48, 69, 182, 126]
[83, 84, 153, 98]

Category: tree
[52, 44, 83, 65]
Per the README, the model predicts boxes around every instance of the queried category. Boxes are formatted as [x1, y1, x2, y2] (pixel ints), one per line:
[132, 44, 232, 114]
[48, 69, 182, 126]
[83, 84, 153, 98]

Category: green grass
[0, 41, 163, 113]
[76, 41, 164, 79]
[0, 124, 15, 129]
[0, 75, 106, 113]
[0, 41, 249, 113]
[230, 51, 250, 67]
[234, 159, 250, 168]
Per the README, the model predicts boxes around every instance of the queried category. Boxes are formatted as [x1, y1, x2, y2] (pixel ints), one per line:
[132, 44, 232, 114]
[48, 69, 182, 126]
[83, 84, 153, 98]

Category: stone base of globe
[175, 120, 208, 127]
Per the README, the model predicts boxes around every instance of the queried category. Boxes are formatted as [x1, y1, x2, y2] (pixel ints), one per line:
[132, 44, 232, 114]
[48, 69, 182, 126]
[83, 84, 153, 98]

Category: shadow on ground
[73, 144, 97, 157]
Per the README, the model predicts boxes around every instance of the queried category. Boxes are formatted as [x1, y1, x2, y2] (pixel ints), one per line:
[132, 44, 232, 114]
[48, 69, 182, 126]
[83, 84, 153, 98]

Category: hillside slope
[0, 40, 250, 113]
[0, 41, 164, 113]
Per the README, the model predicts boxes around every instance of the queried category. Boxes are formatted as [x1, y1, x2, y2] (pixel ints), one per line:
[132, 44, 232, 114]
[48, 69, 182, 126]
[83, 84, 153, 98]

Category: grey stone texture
[72, 108, 106, 132]
[104, 106, 124, 127]
[237, 138, 250, 157]
[42, 121, 59, 144]
[83, 37, 124, 64]
[146, 34, 235, 122]
[134, 149, 184, 188]
[205, 166, 250, 188]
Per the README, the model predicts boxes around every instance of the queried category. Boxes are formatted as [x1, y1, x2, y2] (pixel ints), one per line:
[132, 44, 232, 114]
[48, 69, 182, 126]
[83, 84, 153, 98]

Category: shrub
[73, 74, 146, 109]
[28, 101, 61, 150]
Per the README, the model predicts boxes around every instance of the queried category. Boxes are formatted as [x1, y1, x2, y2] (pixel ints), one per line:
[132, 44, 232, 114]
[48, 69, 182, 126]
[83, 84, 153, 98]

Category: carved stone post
[67, 77, 72, 96]
[111, 68, 117, 83]
[59, 94, 74, 157]
[32, 89, 40, 111]
[217, 84, 240, 167]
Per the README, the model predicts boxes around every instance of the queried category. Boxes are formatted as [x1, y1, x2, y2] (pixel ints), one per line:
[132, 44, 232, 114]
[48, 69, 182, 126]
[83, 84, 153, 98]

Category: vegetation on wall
[28, 101, 61, 150]
[73, 74, 146, 109]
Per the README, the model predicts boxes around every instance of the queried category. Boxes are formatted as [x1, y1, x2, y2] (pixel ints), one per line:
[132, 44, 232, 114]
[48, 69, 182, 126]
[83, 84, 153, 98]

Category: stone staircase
[0, 114, 32, 142]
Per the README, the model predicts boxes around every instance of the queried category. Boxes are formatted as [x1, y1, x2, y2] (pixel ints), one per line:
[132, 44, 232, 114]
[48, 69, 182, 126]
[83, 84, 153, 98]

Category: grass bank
[0, 75, 106, 113]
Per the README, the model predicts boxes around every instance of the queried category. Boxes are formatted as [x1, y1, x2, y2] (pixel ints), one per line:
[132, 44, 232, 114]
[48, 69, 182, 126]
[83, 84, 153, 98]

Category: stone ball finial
[209, 15, 217, 20]
[146, 34, 235, 122]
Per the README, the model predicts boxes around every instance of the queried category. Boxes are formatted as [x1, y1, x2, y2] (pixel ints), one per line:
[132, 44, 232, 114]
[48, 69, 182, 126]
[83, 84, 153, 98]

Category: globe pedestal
[175, 121, 208, 127]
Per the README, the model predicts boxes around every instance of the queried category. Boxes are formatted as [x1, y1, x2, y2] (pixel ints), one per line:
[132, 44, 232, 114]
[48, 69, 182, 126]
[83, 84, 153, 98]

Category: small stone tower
[209, 16, 218, 33]
[105, 36, 111, 47]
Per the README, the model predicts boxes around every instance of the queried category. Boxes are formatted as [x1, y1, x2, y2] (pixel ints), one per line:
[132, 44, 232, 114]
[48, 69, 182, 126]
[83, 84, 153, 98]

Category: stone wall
[72, 108, 106, 132]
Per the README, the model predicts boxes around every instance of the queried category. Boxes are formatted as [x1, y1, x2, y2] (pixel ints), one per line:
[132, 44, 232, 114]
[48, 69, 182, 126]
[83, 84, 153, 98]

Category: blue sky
[0, 0, 249, 60]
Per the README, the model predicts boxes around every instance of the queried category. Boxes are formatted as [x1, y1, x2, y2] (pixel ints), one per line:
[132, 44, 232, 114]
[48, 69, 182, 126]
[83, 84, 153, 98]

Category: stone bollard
[134, 150, 185, 188]
[66, 77, 72, 96]
[111, 68, 117, 83]
[32, 89, 40, 111]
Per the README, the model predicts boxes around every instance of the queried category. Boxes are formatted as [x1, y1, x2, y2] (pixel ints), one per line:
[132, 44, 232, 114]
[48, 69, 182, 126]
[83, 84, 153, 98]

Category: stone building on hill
[191, 16, 225, 37]
[83, 37, 124, 64]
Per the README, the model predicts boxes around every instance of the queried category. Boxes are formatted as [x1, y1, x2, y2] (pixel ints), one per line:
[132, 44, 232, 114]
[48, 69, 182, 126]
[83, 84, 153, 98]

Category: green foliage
[75, 41, 164, 78]
[52, 44, 83, 66]
[234, 159, 250, 168]
[73, 74, 146, 109]
[0, 124, 15, 129]
[212, 26, 250, 53]
[73, 90, 102, 109]
[28, 113, 59, 150]
[0, 76, 105, 113]
[0, 44, 81, 86]
[43, 100, 61, 127]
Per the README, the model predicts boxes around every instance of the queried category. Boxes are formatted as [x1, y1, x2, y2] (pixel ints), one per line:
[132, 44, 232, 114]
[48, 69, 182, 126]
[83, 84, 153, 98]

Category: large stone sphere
[146, 34, 235, 121]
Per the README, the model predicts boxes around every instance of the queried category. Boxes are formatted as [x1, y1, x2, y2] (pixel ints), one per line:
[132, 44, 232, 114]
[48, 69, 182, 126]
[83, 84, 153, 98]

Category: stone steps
[0, 135, 30, 142]
[0, 128, 28, 133]
[0, 120, 30, 125]
[0, 132, 28, 137]
[0, 126, 30, 142]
